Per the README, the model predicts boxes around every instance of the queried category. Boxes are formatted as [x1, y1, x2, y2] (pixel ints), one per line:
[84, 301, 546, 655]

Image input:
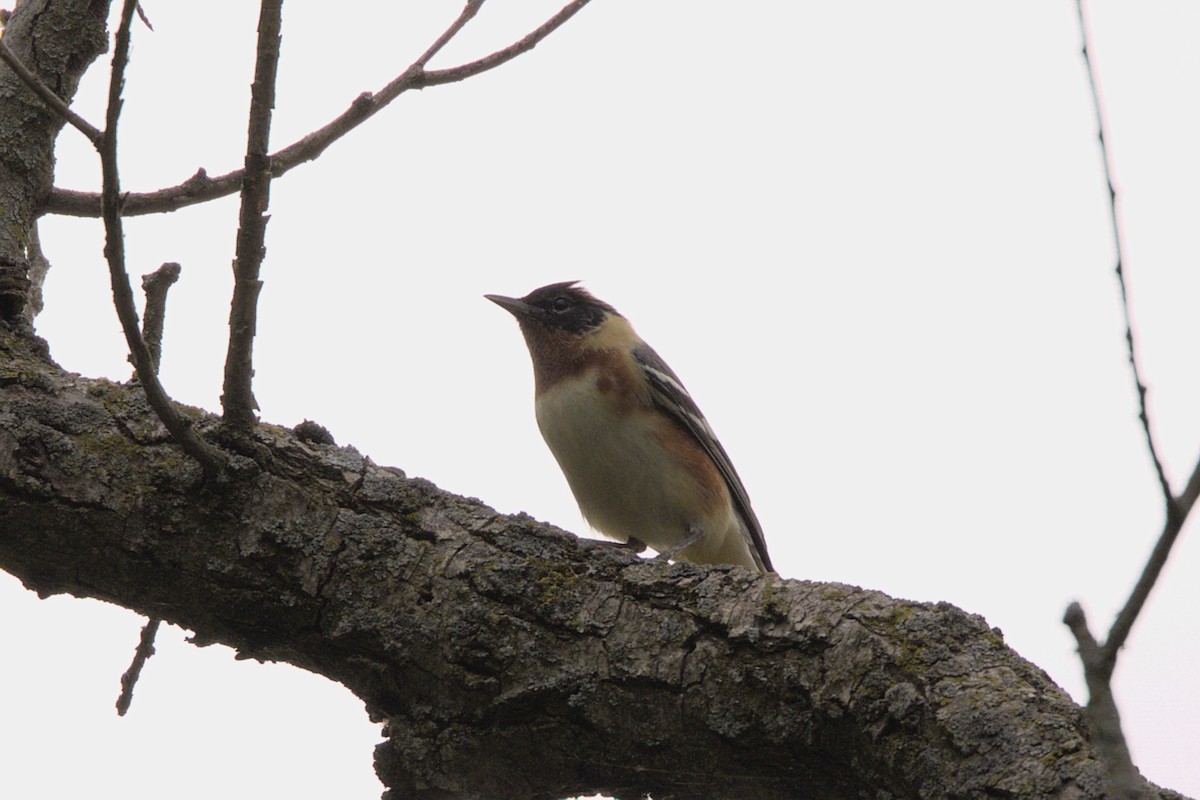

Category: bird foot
[592, 537, 648, 554]
[651, 526, 705, 563]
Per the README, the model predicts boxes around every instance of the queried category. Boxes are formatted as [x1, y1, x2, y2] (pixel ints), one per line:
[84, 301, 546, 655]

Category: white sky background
[2, 1, 1197, 797]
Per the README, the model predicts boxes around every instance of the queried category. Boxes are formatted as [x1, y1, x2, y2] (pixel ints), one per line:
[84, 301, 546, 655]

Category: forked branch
[0, 0, 226, 477]
[97, 0, 228, 479]
[1065, 3, 1200, 798]
[41, 0, 593, 219]
[0, 38, 102, 145]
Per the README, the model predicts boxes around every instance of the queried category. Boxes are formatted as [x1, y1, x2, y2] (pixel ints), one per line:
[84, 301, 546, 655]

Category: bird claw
[650, 526, 706, 564]
[591, 537, 647, 554]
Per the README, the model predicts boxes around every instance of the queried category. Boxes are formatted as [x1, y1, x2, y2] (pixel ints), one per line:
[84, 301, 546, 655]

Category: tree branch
[115, 617, 160, 716]
[1063, 603, 1144, 799]
[0, 37, 103, 146]
[40, 0, 593, 219]
[1065, 5, 1200, 798]
[1075, 0, 1173, 512]
[139, 262, 181, 373]
[419, 0, 590, 88]
[221, 0, 284, 431]
[0, 0, 109, 322]
[412, 0, 485, 69]
[118, 259, 180, 716]
[97, 0, 228, 479]
[1103, 453, 1200, 666]
[0, 330, 1182, 800]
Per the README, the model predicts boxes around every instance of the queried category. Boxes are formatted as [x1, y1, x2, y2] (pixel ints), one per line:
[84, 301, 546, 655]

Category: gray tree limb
[0, 0, 109, 322]
[0, 3, 1190, 798]
[0, 329, 1186, 800]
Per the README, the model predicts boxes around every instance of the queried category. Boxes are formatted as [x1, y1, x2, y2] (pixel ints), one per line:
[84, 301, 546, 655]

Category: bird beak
[485, 294, 535, 319]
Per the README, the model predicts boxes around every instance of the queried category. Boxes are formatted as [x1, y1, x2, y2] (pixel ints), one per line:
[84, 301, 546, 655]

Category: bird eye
[551, 296, 572, 313]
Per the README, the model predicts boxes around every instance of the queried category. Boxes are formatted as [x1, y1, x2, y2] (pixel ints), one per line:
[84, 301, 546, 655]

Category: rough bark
[0, 328, 1186, 800]
[0, 0, 109, 322]
[0, 3, 1190, 799]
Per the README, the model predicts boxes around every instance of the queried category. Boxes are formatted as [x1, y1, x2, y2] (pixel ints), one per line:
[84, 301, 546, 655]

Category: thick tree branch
[1, 330, 1187, 800]
[39, 0, 593, 220]
[221, 0, 284, 431]
[97, 0, 229, 479]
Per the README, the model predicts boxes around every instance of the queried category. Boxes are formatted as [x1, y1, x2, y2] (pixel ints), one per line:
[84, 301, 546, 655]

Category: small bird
[486, 281, 773, 573]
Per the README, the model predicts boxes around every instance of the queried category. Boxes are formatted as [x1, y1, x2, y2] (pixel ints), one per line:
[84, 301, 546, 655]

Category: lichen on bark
[0, 326, 1187, 800]
[0, 0, 109, 321]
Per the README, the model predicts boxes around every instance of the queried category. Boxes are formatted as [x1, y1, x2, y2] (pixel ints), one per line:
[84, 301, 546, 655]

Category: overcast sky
[3, 2, 1198, 798]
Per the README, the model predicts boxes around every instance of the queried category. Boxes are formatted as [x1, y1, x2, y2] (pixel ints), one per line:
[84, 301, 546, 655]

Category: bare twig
[221, 0, 284, 431]
[414, 0, 484, 68]
[0, 38, 103, 145]
[1179, 453, 1200, 512]
[1071, 0, 1199, 668]
[1076, 0, 1174, 512]
[1103, 455, 1200, 665]
[99, 0, 228, 479]
[115, 617, 161, 716]
[42, 0, 593, 219]
[1065, 4, 1199, 798]
[420, 0, 590, 88]
[140, 262, 181, 373]
[134, 2, 154, 31]
[1062, 604, 1144, 799]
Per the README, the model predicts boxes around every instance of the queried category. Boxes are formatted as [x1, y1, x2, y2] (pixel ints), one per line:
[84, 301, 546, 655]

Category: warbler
[486, 281, 773, 573]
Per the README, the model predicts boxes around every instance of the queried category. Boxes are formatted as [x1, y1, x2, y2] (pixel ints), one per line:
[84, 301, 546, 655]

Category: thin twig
[98, 0, 228, 479]
[421, 0, 590, 88]
[221, 0, 284, 431]
[0, 38, 103, 145]
[1179, 452, 1200, 513]
[1065, 5, 1198, 798]
[140, 262, 181, 373]
[1076, 0, 1174, 512]
[42, 0, 593, 219]
[1102, 454, 1200, 666]
[116, 617, 161, 716]
[1074, 0, 1198, 668]
[134, 2, 154, 31]
[1062, 604, 1144, 799]
[414, 0, 485, 68]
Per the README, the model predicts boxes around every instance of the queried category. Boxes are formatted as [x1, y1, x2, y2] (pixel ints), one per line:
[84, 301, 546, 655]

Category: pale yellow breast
[534, 366, 756, 569]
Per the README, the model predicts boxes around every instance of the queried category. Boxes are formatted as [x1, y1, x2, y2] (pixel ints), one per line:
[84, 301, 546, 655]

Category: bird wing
[632, 345, 773, 572]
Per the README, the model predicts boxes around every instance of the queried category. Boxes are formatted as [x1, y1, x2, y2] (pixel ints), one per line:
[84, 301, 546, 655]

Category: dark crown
[519, 281, 621, 334]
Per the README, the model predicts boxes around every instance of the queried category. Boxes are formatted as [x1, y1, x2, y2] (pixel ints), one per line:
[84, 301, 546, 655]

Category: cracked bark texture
[0, 3, 1191, 798]
[0, 0, 108, 322]
[0, 329, 1187, 800]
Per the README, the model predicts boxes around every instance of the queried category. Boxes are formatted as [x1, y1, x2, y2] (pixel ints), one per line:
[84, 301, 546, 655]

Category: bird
[486, 281, 773, 573]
